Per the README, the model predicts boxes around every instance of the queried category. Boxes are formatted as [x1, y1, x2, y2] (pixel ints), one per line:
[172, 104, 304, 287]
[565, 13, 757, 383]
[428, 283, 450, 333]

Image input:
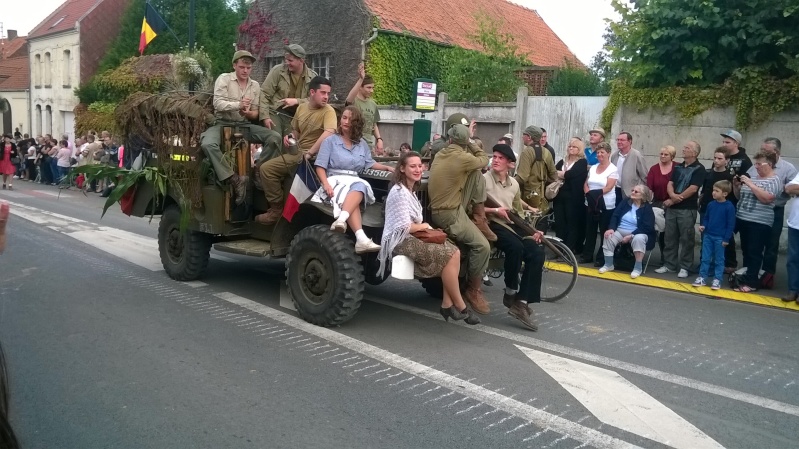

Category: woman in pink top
[56, 139, 72, 184]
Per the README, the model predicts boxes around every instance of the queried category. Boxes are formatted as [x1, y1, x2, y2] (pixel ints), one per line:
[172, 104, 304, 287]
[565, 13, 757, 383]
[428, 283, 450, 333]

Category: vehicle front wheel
[286, 225, 364, 326]
[158, 204, 211, 281]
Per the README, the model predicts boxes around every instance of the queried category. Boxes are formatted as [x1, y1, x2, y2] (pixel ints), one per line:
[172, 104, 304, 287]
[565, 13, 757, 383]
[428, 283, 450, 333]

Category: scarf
[377, 184, 423, 277]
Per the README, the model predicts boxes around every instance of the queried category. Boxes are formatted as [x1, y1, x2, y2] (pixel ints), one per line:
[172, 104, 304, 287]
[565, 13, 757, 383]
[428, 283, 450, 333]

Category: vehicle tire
[540, 236, 578, 302]
[286, 225, 364, 326]
[158, 204, 211, 281]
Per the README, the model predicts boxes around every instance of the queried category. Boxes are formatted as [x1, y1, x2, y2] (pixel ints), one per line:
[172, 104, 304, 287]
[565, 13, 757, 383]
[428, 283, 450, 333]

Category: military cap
[448, 124, 470, 145]
[232, 50, 255, 64]
[284, 44, 307, 59]
[523, 125, 543, 142]
[445, 113, 470, 130]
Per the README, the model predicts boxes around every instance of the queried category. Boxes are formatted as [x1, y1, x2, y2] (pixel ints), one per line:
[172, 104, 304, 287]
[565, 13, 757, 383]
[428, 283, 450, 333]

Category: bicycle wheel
[540, 236, 578, 302]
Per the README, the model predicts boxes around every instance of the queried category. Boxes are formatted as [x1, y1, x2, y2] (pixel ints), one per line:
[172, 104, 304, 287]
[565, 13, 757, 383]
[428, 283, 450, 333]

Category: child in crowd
[693, 180, 736, 289]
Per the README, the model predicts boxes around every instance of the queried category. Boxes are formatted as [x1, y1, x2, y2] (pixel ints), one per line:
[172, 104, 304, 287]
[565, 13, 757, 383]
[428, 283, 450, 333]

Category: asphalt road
[1, 182, 797, 449]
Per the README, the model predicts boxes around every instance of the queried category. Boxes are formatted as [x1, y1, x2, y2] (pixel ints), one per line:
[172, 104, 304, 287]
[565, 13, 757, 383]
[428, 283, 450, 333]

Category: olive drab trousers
[259, 151, 304, 206]
[431, 170, 490, 278]
[200, 122, 281, 181]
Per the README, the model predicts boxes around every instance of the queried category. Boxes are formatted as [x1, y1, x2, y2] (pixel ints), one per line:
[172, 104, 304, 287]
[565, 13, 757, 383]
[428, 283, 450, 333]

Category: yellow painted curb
[546, 262, 799, 311]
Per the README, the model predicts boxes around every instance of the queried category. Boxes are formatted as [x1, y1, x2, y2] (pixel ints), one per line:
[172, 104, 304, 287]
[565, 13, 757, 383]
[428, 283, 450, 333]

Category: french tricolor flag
[283, 160, 321, 222]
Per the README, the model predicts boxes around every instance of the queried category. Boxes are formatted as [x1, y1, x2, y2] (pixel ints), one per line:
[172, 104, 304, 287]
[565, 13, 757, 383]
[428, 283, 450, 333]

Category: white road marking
[182, 281, 208, 288]
[518, 345, 724, 449]
[213, 291, 641, 449]
[366, 296, 799, 418]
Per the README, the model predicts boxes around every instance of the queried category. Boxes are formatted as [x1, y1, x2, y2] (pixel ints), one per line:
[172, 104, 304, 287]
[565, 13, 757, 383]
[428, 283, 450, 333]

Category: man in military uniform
[515, 125, 557, 216]
[430, 113, 495, 241]
[429, 124, 492, 314]
[200, 50, 281, 205]
[256, 76, 337, 224]
[259, 44, 318, 157]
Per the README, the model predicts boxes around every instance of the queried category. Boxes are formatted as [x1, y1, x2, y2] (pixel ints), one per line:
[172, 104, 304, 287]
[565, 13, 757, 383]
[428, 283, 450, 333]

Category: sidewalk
[571, 245, 799, 312]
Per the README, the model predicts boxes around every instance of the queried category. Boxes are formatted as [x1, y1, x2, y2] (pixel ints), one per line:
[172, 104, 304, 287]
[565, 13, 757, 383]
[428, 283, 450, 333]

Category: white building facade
[28, 30, 79, 139]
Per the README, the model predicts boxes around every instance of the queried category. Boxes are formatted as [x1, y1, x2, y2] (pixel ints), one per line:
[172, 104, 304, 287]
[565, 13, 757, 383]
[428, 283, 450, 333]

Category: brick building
[0, 30, 30, 135]
[27, 0, 130, 139]
[242, 0, 579, 102]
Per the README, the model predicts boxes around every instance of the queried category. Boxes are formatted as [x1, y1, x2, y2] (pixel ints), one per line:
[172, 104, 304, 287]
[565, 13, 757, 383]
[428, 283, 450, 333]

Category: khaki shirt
[352, 97, 380, 147]
[428, 143, 489, 210]
[259, 63, 318, 121]
[212, 72, 261, 123]
[515, 144, 556, 209]
[291, 103, 337, 151]
[484, 170, 524, 232]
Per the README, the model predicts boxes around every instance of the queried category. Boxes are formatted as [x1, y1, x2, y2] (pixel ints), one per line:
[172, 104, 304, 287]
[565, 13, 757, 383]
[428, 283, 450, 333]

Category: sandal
[734, 285, 757, 293]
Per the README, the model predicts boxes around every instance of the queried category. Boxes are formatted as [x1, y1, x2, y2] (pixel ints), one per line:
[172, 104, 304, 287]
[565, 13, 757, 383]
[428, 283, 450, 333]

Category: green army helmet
[445, 113, 470, 131]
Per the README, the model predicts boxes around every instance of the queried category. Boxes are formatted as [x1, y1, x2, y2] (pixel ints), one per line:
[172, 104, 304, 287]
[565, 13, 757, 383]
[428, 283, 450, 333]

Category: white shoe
[630, 270, 642, 279]
[677, 269, 689, 278]
[355, 239, 381, 254]
[330, 220, 347, 233]
[654, 266, 673, 274]
[598, 265, 614, 274]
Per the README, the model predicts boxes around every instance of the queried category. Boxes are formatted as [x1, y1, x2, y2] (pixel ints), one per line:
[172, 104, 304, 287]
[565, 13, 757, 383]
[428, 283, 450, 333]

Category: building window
[44, 53, 52, 87]
[45, 106, 52, 135]
[62, 50, 71, 87]
[265, 57, 283, 71]
[34, 54, 41, 87]
[35, 105, 42, 136]
[309, 53, 332, 79]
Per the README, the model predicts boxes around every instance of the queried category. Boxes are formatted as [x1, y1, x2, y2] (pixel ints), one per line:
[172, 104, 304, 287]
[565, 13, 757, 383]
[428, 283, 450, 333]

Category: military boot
[230, 174, 249, 205]
[471, 203, 497, 242]
[255, 204, 283, 225]
[464, 276, 490, 315]
[508, 300, 538, 331]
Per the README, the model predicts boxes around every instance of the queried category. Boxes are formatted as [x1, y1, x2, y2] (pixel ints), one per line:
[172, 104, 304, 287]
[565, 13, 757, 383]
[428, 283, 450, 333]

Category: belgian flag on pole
[139, 2, 168, 54]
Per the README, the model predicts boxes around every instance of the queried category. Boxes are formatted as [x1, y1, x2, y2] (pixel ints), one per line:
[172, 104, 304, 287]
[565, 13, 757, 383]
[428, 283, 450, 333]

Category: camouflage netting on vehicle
[115, 91, 215, 207]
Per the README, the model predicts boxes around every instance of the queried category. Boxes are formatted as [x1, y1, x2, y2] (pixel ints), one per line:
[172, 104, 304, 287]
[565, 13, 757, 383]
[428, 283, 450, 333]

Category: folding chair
[643, 207, 666, 274]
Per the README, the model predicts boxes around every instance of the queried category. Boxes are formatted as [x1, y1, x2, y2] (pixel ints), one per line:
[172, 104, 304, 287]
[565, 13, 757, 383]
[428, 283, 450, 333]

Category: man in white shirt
[783, 172, 799, 303]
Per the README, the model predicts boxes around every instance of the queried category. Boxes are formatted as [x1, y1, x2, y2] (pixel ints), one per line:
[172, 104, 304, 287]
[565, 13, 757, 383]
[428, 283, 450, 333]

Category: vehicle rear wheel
[540, 236, 578, 302]
[286, 225, 364, 326]
[158, 204, 211, 281]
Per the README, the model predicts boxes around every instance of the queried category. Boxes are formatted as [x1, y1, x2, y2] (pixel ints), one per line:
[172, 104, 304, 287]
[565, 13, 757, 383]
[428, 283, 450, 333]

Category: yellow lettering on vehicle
[171, 154, 191, 161]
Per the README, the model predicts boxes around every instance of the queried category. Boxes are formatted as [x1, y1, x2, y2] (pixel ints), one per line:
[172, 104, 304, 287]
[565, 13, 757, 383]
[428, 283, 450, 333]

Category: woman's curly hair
[340, 105, 365, 143]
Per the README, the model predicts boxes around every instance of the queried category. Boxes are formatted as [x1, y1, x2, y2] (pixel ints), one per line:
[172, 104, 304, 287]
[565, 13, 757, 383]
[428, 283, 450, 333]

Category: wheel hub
[167, 228, 184, 261]
[302, 258, 329, 301]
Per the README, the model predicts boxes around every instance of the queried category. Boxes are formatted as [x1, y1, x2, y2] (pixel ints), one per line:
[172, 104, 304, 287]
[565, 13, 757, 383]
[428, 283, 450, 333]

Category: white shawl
[311, 175, 375, 219]
[377, 184, 423, 278]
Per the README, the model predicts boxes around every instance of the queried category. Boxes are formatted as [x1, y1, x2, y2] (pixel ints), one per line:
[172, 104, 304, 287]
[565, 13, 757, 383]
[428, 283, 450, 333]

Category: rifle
[484, 194, 565, 257]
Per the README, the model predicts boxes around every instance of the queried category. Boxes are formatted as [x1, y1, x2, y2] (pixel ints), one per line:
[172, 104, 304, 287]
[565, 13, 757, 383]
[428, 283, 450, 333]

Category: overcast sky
[2, 0, 616, 64]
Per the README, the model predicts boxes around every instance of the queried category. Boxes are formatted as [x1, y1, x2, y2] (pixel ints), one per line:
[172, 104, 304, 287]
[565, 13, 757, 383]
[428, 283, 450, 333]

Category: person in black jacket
[554, 137, 589, 252]
[598, 184, 657, 278]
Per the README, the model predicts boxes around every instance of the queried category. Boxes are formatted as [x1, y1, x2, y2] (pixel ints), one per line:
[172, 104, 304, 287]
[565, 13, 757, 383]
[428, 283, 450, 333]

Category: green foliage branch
[547, 61, 605, 96]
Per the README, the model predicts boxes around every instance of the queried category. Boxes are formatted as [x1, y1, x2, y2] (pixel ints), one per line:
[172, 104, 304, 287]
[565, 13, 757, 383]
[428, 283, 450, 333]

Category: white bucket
[391, 255, 415, 280]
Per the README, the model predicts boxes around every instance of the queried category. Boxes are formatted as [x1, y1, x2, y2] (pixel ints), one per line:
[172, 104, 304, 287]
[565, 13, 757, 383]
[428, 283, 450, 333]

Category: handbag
[544, 180, 564, 200]
[412, 228, 447, 245]
[10, 156, 20, 165]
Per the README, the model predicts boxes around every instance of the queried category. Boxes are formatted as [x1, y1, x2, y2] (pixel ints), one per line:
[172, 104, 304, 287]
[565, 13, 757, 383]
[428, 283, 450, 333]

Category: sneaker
[711, 279, 721, 290]
[355, 239, 381, 254]
[692, 277, 706, 287]
[598, 265, 614, 274]
[330, 220, 347, 233]
[654, 266, 673, 274]
[630, 269, 642, 279]
[678, 269, 689, 278]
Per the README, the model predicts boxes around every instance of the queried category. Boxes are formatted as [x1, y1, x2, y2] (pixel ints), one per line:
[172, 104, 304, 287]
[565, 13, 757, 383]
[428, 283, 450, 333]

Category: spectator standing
[584, 127, 605, 166]
[516, 125, 556, 214]
[346, 63, 384, 156]
[721, 129, 752, 176]
[580, 142, 618, 265]
[693, 180, 736, 290]
[655, 141, 706, 278]
[0, 135, 18, 190]
[699, 147, 737, 272]
[647, 145, 676, 264]
[733, 151, 782, 292]
[25, 138, 36, 181]
[745, 138, 797, 288]
[782, 172, 799, 303]
[554, 137, 589, 252]
[55, 139, 72, 184]
[48, 139, 60, 186]
[540, 128, 556, 161]
[611, 132, 648, 199]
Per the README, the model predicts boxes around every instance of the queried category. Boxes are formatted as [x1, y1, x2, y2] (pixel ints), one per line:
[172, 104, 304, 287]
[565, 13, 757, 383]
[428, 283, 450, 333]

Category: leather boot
[465, 276, 490, 315]
[508, 300, 538, 331]
[255, 205, 283, 225]
[230, 174, 249, 205]
[471, 203, 497, 242]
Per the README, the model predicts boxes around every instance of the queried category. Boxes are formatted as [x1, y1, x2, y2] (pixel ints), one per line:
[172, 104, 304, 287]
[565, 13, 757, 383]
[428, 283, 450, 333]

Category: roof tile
[28, 0, 103, 40]
[0, 36, 28, 59]
[363, 0, 580, 67]
[0, 56, 31, 91]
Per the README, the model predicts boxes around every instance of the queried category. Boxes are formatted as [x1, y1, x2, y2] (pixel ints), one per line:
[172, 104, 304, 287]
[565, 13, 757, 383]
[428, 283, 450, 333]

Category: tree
[589, 25, 618, 95]
[546, 62, 604, 96]
[609, 0, 799, 87]
[99, 0, 246, 78]
[440, 13, 528, 102]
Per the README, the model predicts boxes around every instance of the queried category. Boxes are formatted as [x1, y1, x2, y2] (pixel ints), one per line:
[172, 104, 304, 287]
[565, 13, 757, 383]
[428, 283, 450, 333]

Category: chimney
[7, 30, 17, 40]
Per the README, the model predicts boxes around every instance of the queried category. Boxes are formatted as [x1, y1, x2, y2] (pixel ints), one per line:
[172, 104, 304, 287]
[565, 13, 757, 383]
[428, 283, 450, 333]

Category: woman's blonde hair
[567, 137, 586, 159]
[661, 145, 677, 160]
